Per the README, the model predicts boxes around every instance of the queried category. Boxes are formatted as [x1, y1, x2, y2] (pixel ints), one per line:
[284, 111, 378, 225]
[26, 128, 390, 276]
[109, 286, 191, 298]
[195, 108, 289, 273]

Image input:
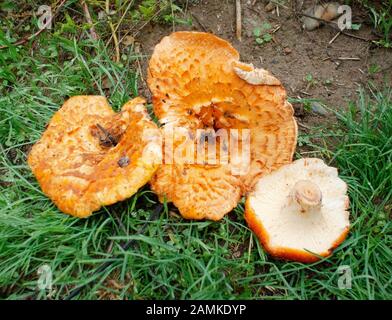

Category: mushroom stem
[291, 180, 322, 212]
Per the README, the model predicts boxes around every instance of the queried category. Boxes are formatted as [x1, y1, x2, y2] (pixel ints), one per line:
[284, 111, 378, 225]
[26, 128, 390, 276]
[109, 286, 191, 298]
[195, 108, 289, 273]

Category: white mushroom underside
[249, 158, 349, 254]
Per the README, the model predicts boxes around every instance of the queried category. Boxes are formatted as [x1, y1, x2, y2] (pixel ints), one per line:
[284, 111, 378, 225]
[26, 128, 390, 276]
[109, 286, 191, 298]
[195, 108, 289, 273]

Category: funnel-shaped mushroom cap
[148, 32, 297, 220]
[28, 96, 161, 218]
[245, 158, 350, 263]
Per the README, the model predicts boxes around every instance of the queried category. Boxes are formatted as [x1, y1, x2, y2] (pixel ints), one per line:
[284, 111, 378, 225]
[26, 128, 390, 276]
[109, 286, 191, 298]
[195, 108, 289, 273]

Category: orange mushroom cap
[28, 96, 161, 218]
[148, 32, 297, 220]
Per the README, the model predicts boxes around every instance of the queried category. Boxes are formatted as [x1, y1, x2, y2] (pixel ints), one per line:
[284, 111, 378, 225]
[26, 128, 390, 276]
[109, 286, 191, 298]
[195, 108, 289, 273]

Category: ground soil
[135, 0, 392, 129]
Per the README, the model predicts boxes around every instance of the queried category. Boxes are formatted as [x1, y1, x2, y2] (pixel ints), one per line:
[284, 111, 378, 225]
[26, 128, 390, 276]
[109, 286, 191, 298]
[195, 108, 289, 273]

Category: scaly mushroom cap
[28, 96, 161, 218]
[245, 158, 350, 263]
[148, 31, 297, 220]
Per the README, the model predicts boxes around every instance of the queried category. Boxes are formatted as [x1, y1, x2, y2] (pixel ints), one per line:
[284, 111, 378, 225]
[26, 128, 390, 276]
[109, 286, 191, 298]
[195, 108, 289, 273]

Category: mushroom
[148, 32, 297, 220]
[245, 158, 350, 263]
[28, 96, 161, 218]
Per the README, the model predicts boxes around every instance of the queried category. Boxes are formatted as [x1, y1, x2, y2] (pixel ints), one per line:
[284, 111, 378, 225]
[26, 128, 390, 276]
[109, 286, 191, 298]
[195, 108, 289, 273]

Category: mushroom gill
[245, 158, 350, 263]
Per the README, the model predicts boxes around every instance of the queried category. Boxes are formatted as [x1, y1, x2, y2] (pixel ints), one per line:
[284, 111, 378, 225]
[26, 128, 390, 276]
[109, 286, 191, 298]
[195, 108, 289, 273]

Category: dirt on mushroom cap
[148, 31, 297, 221]
[28, 96, 161, 218]
[245, 158, 350, 263]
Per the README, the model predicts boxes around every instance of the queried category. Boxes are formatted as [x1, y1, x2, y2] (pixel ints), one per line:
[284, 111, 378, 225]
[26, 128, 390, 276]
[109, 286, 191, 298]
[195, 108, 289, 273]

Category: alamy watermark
[37, 5, 52, 30]
[338, 265, 352, 290]
[337, 5, 353, 31]
[37, 264, 53, 292]
[36, 4, 356, 32]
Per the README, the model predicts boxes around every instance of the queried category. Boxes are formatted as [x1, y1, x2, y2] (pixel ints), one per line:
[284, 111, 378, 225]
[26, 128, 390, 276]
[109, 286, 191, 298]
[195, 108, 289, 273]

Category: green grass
[1, 2, 391, 300]
[356, 0, 392, 48]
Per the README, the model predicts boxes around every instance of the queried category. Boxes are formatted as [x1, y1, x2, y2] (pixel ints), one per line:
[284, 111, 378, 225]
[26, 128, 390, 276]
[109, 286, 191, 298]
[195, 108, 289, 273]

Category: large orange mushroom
[148, 32, 297, 220]
[28, 96, 161, 218]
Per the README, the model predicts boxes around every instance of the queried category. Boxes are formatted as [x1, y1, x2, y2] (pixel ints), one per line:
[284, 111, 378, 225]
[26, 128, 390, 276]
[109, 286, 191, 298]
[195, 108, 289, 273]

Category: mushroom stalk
[290, 180, 322, 212]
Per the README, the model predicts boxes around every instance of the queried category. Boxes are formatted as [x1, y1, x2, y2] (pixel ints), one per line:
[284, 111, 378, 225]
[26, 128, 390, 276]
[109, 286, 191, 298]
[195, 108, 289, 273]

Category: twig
[81, 0, 98, 40]
[341, 31, 371, 42]
[105, 0, 135, 47]
[0, 0, 67, 50]
[296, 0, 304, 13]
[136, 57, 145, 84]
[235, 0, 242, 41]
[298, 12, 372, 42]
[106, 0, 120, 62]
[271, 24, 281, 33]
[247, 234, 253, 265]
[299, 12, 338, 25]
[298, 121, 311, 130]
[338, 57, 360, 61]
[106, 240, 114, 253]
[329, 30, 342, 45]
[270, 0, 289, 10]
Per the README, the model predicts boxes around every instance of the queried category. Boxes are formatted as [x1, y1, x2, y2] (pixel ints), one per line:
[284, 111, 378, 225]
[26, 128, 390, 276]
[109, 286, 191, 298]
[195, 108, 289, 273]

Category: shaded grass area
[1, 7, 391, 300]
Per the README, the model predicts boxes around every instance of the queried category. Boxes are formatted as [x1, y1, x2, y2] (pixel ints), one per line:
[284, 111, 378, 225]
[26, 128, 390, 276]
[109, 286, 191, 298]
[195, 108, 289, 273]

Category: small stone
[118, 156, 130, 167]
[283, 47, 292, 55]
[311, 102, 329, 116]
